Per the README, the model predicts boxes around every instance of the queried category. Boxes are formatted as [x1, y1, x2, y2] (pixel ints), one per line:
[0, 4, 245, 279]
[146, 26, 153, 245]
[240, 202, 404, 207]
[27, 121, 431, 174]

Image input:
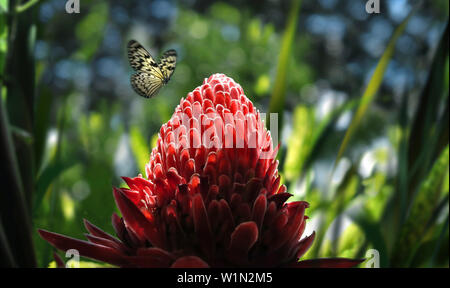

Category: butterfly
[127, 40, 177, 98]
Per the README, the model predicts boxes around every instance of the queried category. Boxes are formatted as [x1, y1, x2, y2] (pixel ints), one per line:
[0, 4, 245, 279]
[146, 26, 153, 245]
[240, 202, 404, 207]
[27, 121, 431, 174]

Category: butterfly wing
[159, 49, 177, 81]
[130, 72, 163, 98]
[127, 40, 177, 98]
[127, 40, 164, 79]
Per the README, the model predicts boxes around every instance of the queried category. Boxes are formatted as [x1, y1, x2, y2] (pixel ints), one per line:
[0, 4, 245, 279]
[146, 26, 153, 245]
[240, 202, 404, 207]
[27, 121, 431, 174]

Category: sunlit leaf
[130, 126, 149, 173]
[284, 100, 357, 182]
[0, 8, 6, 77]
[391, 145, 449, 267]
[0, 0, 7, 13]
[283, 106, 315, 181]
[253, 74, 270, 96]
[60, 191, 75, 221]
[310, 170, 360, 258]
[15, 0, 41, 14]
[267, 0, 301, 133]
[320, 223, 366, 259]
[335, 7, 416, 166]
[48, 260, 114, 268]
[349, 214, 389, 267]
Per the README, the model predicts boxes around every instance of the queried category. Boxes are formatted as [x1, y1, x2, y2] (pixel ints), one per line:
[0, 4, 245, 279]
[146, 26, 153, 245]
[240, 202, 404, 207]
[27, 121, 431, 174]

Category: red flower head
[39, 74, 363, 268]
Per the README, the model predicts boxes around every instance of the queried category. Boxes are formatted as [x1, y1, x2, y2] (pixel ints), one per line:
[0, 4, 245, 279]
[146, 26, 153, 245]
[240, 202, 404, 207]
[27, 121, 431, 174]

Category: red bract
[39, 74, 363, 268]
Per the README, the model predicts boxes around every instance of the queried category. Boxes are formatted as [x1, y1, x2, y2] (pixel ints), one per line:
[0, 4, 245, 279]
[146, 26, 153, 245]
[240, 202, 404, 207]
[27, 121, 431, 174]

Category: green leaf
[350, 215, 389, 267]
[284, 100, 357, 182]
[267, 0, 301, 133]
[34, 159, 75, 212]
[283, 106, 315, 181]
[0, 6, 7, 77]
[16, 0, 41, 14]
[34, 88, 53, 173]
[302, 100, 358, 176]
[48, 259, 115, 268]
[10, 125, 33, 144]
[34, 97, 72, 211]
[310, 169, 360, 258]
[334, 7, 416, 166]
[130, 127, 150, 174]
[391, 145, 449, 267]
[209, 2, 241, 24]
[408, 22, 449, 190]
[0, 79, 36, 267]
[428, 214, 449, 267]
[319, 223, 366, 259]
[0, 0, 7, 13]
[74, 2, 109, 61]
[396, 93, 410, 227]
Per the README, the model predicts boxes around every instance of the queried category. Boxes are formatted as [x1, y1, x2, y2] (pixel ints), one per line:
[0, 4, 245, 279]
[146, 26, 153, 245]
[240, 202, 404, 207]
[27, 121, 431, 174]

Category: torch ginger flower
[39, 74, 363, 268]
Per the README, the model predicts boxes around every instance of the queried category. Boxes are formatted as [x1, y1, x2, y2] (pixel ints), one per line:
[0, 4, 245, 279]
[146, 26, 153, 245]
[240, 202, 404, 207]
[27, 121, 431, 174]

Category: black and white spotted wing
[159, 49, 177, 80]
[127, 40, 177, 98]
[130, 73, 163, 98]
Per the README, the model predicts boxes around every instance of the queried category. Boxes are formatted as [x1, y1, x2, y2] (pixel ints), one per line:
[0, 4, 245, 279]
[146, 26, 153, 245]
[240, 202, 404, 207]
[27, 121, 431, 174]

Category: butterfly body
[127, 40, 177, 98]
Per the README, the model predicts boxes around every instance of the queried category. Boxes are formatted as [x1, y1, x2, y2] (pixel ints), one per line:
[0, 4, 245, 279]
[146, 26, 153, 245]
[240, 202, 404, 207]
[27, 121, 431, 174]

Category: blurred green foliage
[0, 0, 448, 268]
